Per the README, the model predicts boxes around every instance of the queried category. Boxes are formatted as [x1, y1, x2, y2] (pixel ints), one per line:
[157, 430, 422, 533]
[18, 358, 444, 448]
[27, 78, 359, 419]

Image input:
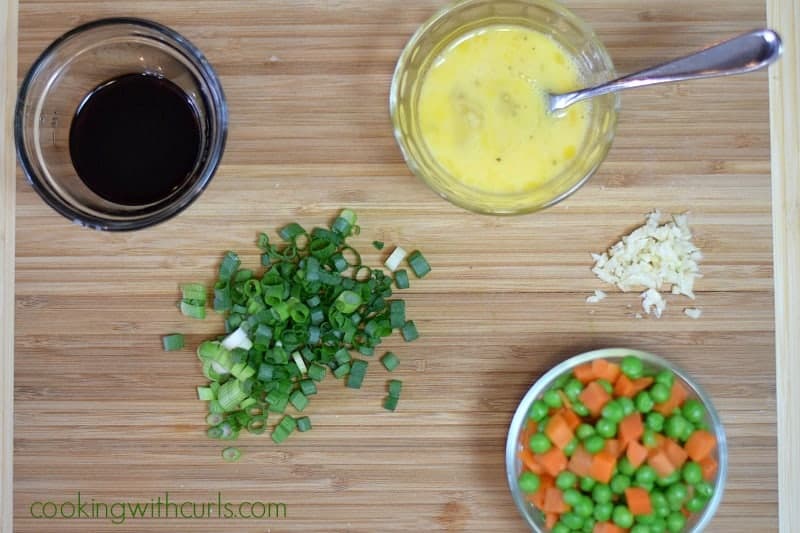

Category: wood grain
[767, 0, 799, 530]
[10, 0, 782, 532]
[0, 0, 17, 531]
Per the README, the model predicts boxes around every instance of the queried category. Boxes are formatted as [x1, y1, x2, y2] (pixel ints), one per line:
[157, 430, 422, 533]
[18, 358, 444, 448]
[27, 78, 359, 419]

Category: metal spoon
[549, 29, 783, 113]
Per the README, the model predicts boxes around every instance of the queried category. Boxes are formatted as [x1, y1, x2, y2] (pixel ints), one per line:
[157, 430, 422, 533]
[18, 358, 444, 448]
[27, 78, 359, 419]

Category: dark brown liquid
[69, 73, 202, 206]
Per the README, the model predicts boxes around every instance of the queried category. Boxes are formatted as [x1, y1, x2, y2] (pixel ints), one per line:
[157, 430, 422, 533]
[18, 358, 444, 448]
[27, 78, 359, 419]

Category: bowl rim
[505, 347, 728, 532]
[388, 0, 621, 216]
[14, 17, 228, 231]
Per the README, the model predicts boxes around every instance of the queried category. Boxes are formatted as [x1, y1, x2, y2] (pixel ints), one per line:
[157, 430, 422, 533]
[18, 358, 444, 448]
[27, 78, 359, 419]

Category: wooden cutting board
[4, 0, 798, 531]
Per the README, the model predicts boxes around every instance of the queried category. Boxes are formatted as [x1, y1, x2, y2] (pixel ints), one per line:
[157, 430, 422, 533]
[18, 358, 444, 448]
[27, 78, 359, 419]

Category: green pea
[580, 476, 596, 492]
[682, 461, 703, 485]
[553, 373, 571, 389]
[575, 496, 594, 518]
[636, 465, 657, 485]
[582, 518, 596, 533]
[631, 524, 651, 533]
[621, 355, 645, 378]
[680, 422, 695, 443]
[576, 423, 596, 440]
[681, 398, 705, 423]
[584, 435, 606, 454]
[551, 522, 570, 533]
[635, 391, 655, 413]
[528, 400, 549, 421]
[646, 412, 665, 432]
[618, 456, 637, 476]
[656, 470, 681, 487]
[695, 480, 714, 499]
[666, 483, 688, 506]
[612, 505, 635, 528]
[686, 494, 708, 513]
[556, 471, 578, 490]
[564, 438, 579, 457]
[602, 400, 625, 423]
[695, 419, 710, 431]
[564, 488, 583, 506]
[565, 378, 584, 400]
[529, 433, 552, 454]
[592, 483, 613, 504]
[650, 490, 668, 510]
[572, 401, 590, 417]
[518, 471, 540, 493]
[618, 397, 636, 416]
[537, 417, 549, 433]
[611, 474, 631, 494]
[666, 511, 686, 532]
[642, 428, 659, 448]
[650, 517, 668, 533]
[597, 379, 613, 394]
[596, 418, 617, 438]
[543, 389, 563, 409]
[665, 414, 689, 440]
[561, 512, 584, 530]
[593, 501, 613, 522]
[634, 480, 654, 493]
[655, 369, 674, 389]
[650, 382, 671, 403]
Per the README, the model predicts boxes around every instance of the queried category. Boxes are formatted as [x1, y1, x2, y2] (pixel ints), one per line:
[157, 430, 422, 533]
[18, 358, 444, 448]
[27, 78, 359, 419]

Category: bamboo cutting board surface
[6, 0, 792, 531]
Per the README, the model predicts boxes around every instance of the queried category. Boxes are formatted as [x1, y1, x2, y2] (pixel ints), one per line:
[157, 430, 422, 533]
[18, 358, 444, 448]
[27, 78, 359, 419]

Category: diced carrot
[685, 430, 717, 462]
[542, 487, 570, 513]
[625, 487, 653, 516]
[663, 438, 688, 469]
[528, 474, 554, 509]
[574, 363, 595, 384]
[647, 449, 676, 477]
[519, 448, 543, 474]
[626, 440, 649, 468]
[592, 359, 621, 384]
[613, 374, 636, 398]
[567, 445, 593, 478]
[654, 381, 689, 415]
[536, 447, 568, 477]
[604, 438, 624, 458]
[630, 377, 655, 395]
[619, 412, 644, 447]
[589, 451, 617, 484]
[546, 413, 576, 450]
[699, 455, 719, 481]
[561, 408, 581, 431]
[579, 381, 612, 417]
[545, 512, 559, 529]
[593, 522, 625, 533]
[682, 508, 691, 518]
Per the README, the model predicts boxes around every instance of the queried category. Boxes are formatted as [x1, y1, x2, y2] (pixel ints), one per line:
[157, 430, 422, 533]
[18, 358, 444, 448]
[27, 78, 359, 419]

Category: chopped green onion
[278, 222, 306, 242]
[389, 300, 406, 329]
[291, 351, 308, 374]
[347, 360, 368, 389]
[163, 333, 185, 351]
[181, 283, 207, 302]
[394, 269, 410, 289]
[372, 240, 385, 250]
[388, 379, 403, 397]
[383, 395, 399, 411]
[381, 352, 400, 372]
[335, 290, 362, 313]
[384, 246, 407, 272]
[308, 362, 327, 382]
[299, 379, 317, 396]
[297, 416, 312, 432]
[180, 301, 206, 319]
[222, 447, 241, 462]
[197, 386, 215, 401]
[407, 250, 431, 278]
[289, 390, 309, 411]
[401, 320, 419, 342]
[333, 363, 351, 379]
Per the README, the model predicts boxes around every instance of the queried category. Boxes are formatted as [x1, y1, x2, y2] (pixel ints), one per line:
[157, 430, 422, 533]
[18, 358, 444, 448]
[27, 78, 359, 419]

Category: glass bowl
[505, 348, 727, 532]
[390, 0, 619, 215]
[15, 18, 227, 231]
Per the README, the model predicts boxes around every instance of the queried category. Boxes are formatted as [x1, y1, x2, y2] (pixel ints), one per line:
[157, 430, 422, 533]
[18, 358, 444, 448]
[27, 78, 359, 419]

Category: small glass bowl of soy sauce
[15, 18, 227, 231]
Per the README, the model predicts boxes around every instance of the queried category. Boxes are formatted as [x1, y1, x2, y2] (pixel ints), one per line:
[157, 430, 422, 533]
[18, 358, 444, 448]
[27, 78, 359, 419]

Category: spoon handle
[551, 29, 783, 112]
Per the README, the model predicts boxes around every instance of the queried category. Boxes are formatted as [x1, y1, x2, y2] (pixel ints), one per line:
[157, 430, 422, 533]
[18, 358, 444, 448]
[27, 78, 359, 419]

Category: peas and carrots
[517, 355, 718, 532]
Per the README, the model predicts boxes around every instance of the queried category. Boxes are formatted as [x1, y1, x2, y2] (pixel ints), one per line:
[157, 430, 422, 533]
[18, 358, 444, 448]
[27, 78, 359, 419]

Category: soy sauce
[69, 73, 202, 206]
